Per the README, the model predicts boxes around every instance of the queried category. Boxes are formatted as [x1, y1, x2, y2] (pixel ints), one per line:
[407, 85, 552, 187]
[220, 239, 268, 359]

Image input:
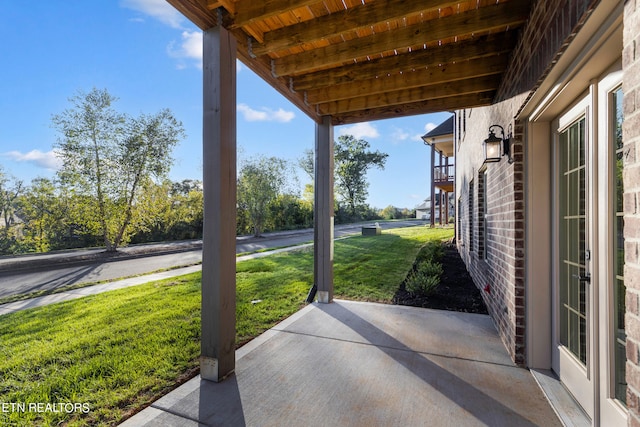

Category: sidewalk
[0, 244, 310, 317]
[0, 220, 423, 273]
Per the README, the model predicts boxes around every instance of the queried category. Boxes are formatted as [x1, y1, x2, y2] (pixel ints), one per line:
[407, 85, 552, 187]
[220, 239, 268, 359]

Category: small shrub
[402, 240, 445, 296]
[415, 240, 443, 264]
[405, 260, 442, 295]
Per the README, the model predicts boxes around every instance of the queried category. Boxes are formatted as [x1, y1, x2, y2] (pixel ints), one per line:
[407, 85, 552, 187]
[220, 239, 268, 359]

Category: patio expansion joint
[147, 403, 202, 425]
[271, 327, 521, 370]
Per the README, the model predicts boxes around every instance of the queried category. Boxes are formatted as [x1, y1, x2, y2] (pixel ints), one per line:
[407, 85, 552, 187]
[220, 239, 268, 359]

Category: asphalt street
[0, 220, 423, 299]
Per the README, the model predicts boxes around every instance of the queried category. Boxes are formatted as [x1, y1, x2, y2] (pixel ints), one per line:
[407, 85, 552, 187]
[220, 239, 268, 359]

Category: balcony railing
[434, 164, 455, 182]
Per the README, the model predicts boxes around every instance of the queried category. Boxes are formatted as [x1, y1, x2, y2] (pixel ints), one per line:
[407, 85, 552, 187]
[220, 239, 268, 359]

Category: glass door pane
[559, 117, 588, 364]
[613, 87, 626, 404]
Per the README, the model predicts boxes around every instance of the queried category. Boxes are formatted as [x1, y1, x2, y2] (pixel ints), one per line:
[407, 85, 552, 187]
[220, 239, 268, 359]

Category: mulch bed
[393, 242, 488, 314]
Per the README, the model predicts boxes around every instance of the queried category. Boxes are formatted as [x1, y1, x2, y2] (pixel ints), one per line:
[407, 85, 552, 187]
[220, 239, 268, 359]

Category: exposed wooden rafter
[292, 32, 518, 91]
[253, 0, 462, 56]
[166, 0, 533, 125]
[317, 75, 501, 116]
[304, 55, 508, 104]
[272, 0, 528, 76]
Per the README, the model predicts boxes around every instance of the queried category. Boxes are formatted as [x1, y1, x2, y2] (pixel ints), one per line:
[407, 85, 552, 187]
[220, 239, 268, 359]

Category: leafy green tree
[17, 178, 64, 252]
[52, 88, 185, 251]
[298, 148, 315, 181]
[0, 168, 24, 254]
[267, 193, 313, 231]
[237, 155, 293, 237]
[334, 135, 388, 217]
[380, 205, 400, 220]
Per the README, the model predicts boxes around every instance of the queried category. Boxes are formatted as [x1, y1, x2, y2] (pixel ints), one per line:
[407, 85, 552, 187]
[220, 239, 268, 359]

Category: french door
[552, 66, 626, 425]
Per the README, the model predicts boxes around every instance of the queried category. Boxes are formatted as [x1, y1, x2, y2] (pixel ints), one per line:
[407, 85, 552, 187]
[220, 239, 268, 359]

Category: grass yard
[0, 226, 453, 426]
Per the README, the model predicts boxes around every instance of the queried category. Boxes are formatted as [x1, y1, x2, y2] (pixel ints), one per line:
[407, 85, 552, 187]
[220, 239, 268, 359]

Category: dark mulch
[393, 242, 488, 314]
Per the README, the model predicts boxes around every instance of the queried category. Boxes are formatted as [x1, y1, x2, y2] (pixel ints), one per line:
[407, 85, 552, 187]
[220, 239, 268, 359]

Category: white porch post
[314, 116, 334, 303]
[201, 24, 237, 382]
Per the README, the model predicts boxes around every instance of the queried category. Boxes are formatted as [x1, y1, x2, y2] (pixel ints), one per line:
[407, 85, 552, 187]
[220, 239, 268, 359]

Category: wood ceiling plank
[166, 0, 219, 30]
[330, 92, 495, 125]
[305, 55, 509, 104]
[317, 75, 500, 115]
[206, 0, 235, 15]
[233, 0, 320, 28]
[272, 0, 529, 76]
[292, 32, 517, 91]
[253, 0, 462, 56]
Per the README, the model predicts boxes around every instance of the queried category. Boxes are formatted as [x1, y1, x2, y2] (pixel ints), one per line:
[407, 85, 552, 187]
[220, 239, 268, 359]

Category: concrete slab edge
[530, 368, 590, 427]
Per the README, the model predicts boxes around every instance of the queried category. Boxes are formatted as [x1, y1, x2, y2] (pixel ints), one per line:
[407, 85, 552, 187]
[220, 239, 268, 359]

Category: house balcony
[434, 163, 455, 193]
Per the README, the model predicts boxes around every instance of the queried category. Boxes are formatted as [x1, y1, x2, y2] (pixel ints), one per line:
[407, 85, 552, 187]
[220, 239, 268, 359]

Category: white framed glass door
[597, 68, 627, 425]
[553, 94, 594, 417]
[552, 65, 627, 425]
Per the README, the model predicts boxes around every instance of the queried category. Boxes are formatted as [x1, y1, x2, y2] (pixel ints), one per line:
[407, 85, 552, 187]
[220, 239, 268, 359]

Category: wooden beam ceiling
[167, 0, 533, 125]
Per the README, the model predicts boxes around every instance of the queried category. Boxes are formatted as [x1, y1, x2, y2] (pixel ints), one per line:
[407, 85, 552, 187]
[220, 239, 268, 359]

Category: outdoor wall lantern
[483, 125, 513, 164]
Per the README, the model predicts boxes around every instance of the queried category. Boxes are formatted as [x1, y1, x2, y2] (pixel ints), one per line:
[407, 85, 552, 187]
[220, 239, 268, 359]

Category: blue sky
[0, 0, 450, 209]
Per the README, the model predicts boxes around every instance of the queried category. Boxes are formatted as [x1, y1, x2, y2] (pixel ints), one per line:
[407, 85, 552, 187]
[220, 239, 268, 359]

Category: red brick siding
[497, 0, 598, 104]
[625, 0, 640, 422]
[456, 0, 600, 368]
[455, 102, 526, 366]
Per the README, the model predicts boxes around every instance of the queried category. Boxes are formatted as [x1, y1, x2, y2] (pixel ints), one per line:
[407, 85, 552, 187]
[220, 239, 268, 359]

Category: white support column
[314, 116, 334, 303]
[201, 24, 237, 382]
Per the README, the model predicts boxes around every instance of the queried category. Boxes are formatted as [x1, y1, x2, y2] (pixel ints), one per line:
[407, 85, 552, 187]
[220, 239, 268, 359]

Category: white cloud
[120, 0, 185, 29]
[167, 30, 203, 69]
[424, 122, 437, 133]
[2, 150, 62, 171]
[237, 103, 295, 123]
[337, 122, 379, 139]
[390, 127, 410, 145]
[411, 122, 438, 142]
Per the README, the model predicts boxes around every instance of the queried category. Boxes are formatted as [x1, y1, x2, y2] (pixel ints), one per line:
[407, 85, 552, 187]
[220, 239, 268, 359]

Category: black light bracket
[487, 124, 514, 164]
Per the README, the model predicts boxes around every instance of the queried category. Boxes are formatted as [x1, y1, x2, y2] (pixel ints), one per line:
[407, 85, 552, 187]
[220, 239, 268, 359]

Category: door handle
[572, 273, 591, 283]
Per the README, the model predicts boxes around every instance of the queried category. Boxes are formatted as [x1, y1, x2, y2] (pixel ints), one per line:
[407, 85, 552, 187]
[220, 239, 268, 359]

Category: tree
[52, 88, 185, 251]
[380, 205, 400, 220]
[0, 168, 24, 254]
[298, 148, 315, 181]
[237, 155, 292, 237]
[17, 178, 63, 252]
[334, 135, 388, 217]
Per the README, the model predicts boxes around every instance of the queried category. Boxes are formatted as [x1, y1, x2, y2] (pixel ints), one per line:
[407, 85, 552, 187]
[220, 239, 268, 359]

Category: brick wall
[497, 0, 598, 104]
[456, 0, 597, 366]
[624, 0, 640, 424]
[455, 100, 526, 365]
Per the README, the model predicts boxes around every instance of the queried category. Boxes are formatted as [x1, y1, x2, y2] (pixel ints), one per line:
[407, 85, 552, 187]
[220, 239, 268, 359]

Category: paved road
[0, 220, 424, 299]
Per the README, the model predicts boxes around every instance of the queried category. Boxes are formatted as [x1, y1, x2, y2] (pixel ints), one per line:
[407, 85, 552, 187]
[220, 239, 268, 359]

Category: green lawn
[0, 226, 453, 426]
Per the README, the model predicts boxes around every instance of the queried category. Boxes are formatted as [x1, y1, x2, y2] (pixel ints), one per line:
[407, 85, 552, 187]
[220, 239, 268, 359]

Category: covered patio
[162, 0, 533, 383]
[122, 300, 565, 426]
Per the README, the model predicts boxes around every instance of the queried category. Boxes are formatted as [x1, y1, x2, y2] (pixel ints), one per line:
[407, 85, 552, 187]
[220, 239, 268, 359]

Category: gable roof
[423, 115, 454, 139]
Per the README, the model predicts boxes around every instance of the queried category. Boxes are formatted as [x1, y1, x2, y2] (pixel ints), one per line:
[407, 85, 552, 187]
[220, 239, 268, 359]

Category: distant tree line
[0, 89, 415, 255]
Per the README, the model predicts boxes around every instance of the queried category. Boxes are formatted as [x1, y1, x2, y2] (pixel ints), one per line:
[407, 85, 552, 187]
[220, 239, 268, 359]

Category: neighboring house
[415, 194, 455, 221]
[168, 1, 639, 425]
[454, 2, 631, 424]
[422, 116, 455, 227]
[415, 200, 431, 220]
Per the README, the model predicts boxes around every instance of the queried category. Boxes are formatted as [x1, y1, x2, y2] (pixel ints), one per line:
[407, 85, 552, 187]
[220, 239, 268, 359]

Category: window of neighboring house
[478, 169, 487, 260]
[469, 180, 474, 252]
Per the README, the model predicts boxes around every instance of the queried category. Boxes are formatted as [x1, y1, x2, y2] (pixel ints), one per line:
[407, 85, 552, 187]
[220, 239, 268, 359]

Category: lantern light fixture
[483, 124, 513, 164]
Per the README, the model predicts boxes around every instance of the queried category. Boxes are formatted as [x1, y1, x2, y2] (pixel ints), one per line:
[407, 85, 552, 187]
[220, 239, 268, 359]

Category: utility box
[362, 226, 381, 236]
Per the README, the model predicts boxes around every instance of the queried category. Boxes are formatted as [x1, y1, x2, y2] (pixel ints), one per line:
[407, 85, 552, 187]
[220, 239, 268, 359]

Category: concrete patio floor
[121, 300, 562, 427]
